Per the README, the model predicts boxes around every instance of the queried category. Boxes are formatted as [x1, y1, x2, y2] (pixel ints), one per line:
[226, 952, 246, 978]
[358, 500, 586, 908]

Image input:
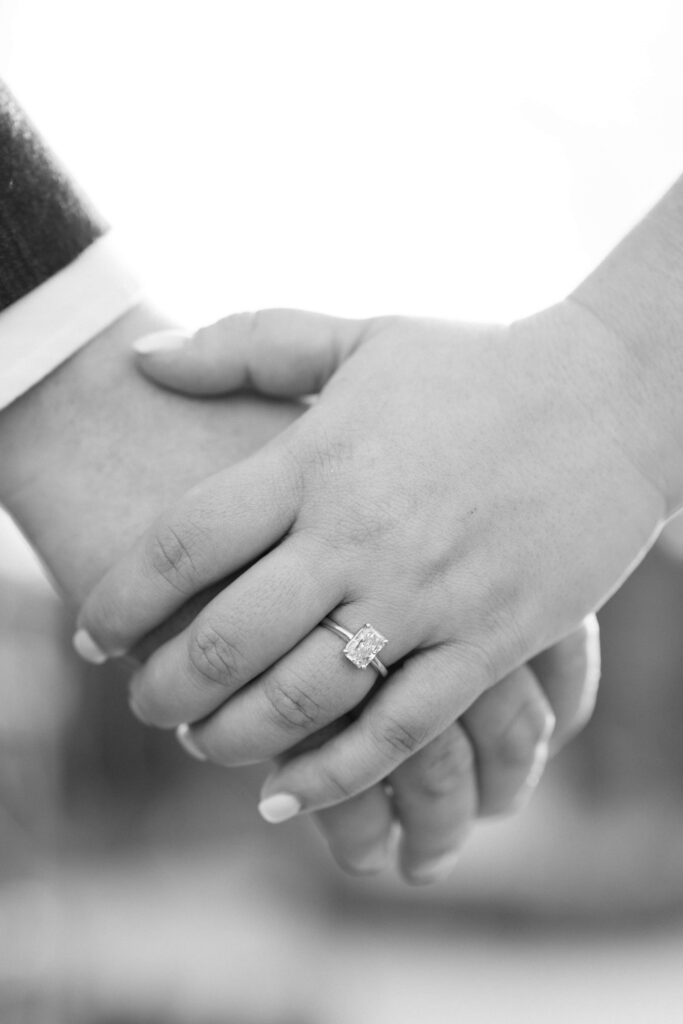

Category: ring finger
[174, 601, 422, 761]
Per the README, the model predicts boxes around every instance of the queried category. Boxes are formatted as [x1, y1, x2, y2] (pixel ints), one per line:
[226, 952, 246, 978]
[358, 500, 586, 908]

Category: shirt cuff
[0, 231, 143, 410]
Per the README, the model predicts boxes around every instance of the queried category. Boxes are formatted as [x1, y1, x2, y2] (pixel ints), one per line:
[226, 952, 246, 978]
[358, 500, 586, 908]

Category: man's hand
[0, 303, 300, 602]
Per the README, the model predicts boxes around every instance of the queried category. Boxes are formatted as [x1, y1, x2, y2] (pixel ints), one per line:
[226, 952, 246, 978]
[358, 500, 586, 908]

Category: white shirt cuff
[0, 231, 143, 410]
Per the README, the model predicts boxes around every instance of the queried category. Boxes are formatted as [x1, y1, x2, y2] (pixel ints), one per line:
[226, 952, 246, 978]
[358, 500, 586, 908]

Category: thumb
[132, 308, 368, 397]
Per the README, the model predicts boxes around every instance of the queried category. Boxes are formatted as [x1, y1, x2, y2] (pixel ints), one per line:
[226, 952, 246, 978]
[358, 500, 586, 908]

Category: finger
[134, 309, 369, 398]
[182, 605, 421, 765]
[258, 643, 491, 818]
[390, 723, 478, 885]
[531, 614, 600, 754]
[266, 717, 396, 878]
[127, 536, 344, 728]
[312, 786, 396, 877]
[462, 664, 555, 818]
[75, 445, 301, 661]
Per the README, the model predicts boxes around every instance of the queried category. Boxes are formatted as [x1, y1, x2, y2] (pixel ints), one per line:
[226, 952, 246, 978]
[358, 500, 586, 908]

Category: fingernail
[511, 745, 550, 813]
[133, 329, 190, 355]
[258, 793, 302, 824]
[408, 852, 459, 885]
[176, 723, 207, 762]
[73, 629, 108, 665]
[526, 741, 550, 789]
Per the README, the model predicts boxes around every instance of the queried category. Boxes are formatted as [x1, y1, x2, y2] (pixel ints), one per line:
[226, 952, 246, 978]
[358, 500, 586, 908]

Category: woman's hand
[75, 303, 660, 824]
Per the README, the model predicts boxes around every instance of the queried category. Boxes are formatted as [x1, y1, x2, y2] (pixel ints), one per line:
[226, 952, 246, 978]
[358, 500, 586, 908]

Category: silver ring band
[321, 617, 389, 678]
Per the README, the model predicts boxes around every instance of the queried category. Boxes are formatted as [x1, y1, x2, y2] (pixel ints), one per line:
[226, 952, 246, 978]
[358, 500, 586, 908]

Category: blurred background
[1, 1, 683, 1021]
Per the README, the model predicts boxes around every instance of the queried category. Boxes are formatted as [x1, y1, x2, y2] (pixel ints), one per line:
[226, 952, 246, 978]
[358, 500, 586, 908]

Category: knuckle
[494, 696, 555, 768]
[292, 431, 354, 489]
[147, 521, 198, 593]
[414, 728, 475, 797]
[262, 674, 323, 733]
[245, 308, 265, 345]
[361, 314, 399, 344]
[188, 620, 247, 687]
[445, 636, 500, 691]
[369, 714, 428, 763]
[317, 764, 356, 803]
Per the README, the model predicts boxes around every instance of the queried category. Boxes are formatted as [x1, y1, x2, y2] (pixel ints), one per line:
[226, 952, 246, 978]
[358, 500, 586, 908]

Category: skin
[0, 305, 299, 597]
[77, 163, 683, 840]
[74, 301, 616, 849]
[0, 301, 598, 883]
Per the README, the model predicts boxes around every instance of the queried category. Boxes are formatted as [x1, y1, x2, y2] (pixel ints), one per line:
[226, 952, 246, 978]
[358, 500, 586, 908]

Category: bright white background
[1, 0, 682, 329]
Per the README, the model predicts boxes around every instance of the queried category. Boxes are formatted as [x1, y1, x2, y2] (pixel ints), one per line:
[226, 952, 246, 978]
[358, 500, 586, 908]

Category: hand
[0, 306, 300, 601]
[275, 616, 599, 882]
[76, 303, 649, 823]
[0, 303, 600, 885]
[0, 303, 597, 884]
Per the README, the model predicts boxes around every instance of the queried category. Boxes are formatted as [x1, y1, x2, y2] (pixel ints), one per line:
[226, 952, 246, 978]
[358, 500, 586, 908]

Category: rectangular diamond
[343, 624, 388, 669]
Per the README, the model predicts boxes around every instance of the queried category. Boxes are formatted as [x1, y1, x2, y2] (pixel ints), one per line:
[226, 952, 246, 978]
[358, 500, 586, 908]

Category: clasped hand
[75, 302, 663, 882]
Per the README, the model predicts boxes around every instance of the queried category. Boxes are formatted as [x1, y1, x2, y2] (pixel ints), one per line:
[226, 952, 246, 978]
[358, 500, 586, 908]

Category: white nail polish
[73, 629, 108, 665]
[133, 329, 190, 355]
[408, 852, 459, 885]
[176, 723, 207, 762]
[258, 793, 302, 824]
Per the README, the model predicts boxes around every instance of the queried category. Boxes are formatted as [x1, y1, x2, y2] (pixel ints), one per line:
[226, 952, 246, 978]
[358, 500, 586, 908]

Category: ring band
[321, 617, 389, 677]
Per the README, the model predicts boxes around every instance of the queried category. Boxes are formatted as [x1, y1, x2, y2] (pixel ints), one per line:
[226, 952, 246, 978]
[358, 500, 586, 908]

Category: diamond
[343, 624, 388, 669]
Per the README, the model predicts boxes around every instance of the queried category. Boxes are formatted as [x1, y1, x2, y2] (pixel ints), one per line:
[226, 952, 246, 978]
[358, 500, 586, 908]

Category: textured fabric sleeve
[0, 79, 106, 310]
[0, 80, 142, 408]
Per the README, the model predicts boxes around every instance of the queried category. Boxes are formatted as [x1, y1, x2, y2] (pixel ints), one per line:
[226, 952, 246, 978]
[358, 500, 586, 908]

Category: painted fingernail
[408, 852, 459, 885]
[176, 723, 207, 762]
[133, 329, 190, 355]
[258, 793, 302, 824]
[73, 629, 108, 665]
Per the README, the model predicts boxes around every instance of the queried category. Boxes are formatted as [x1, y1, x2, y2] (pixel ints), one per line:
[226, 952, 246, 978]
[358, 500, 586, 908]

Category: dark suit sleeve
[0, 79, 106, 314]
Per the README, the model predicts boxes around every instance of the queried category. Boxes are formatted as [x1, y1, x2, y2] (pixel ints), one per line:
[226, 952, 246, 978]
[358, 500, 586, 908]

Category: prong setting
[343, 624, 388, 669]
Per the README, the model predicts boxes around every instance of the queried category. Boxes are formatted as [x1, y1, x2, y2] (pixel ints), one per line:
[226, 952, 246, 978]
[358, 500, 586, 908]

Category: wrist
[565, 290, 683, 516]
[512, 298, 669, 534]
[568, 176, 683, 514]
[0, 303, 176, 599]
[0, 303, 162, 502]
